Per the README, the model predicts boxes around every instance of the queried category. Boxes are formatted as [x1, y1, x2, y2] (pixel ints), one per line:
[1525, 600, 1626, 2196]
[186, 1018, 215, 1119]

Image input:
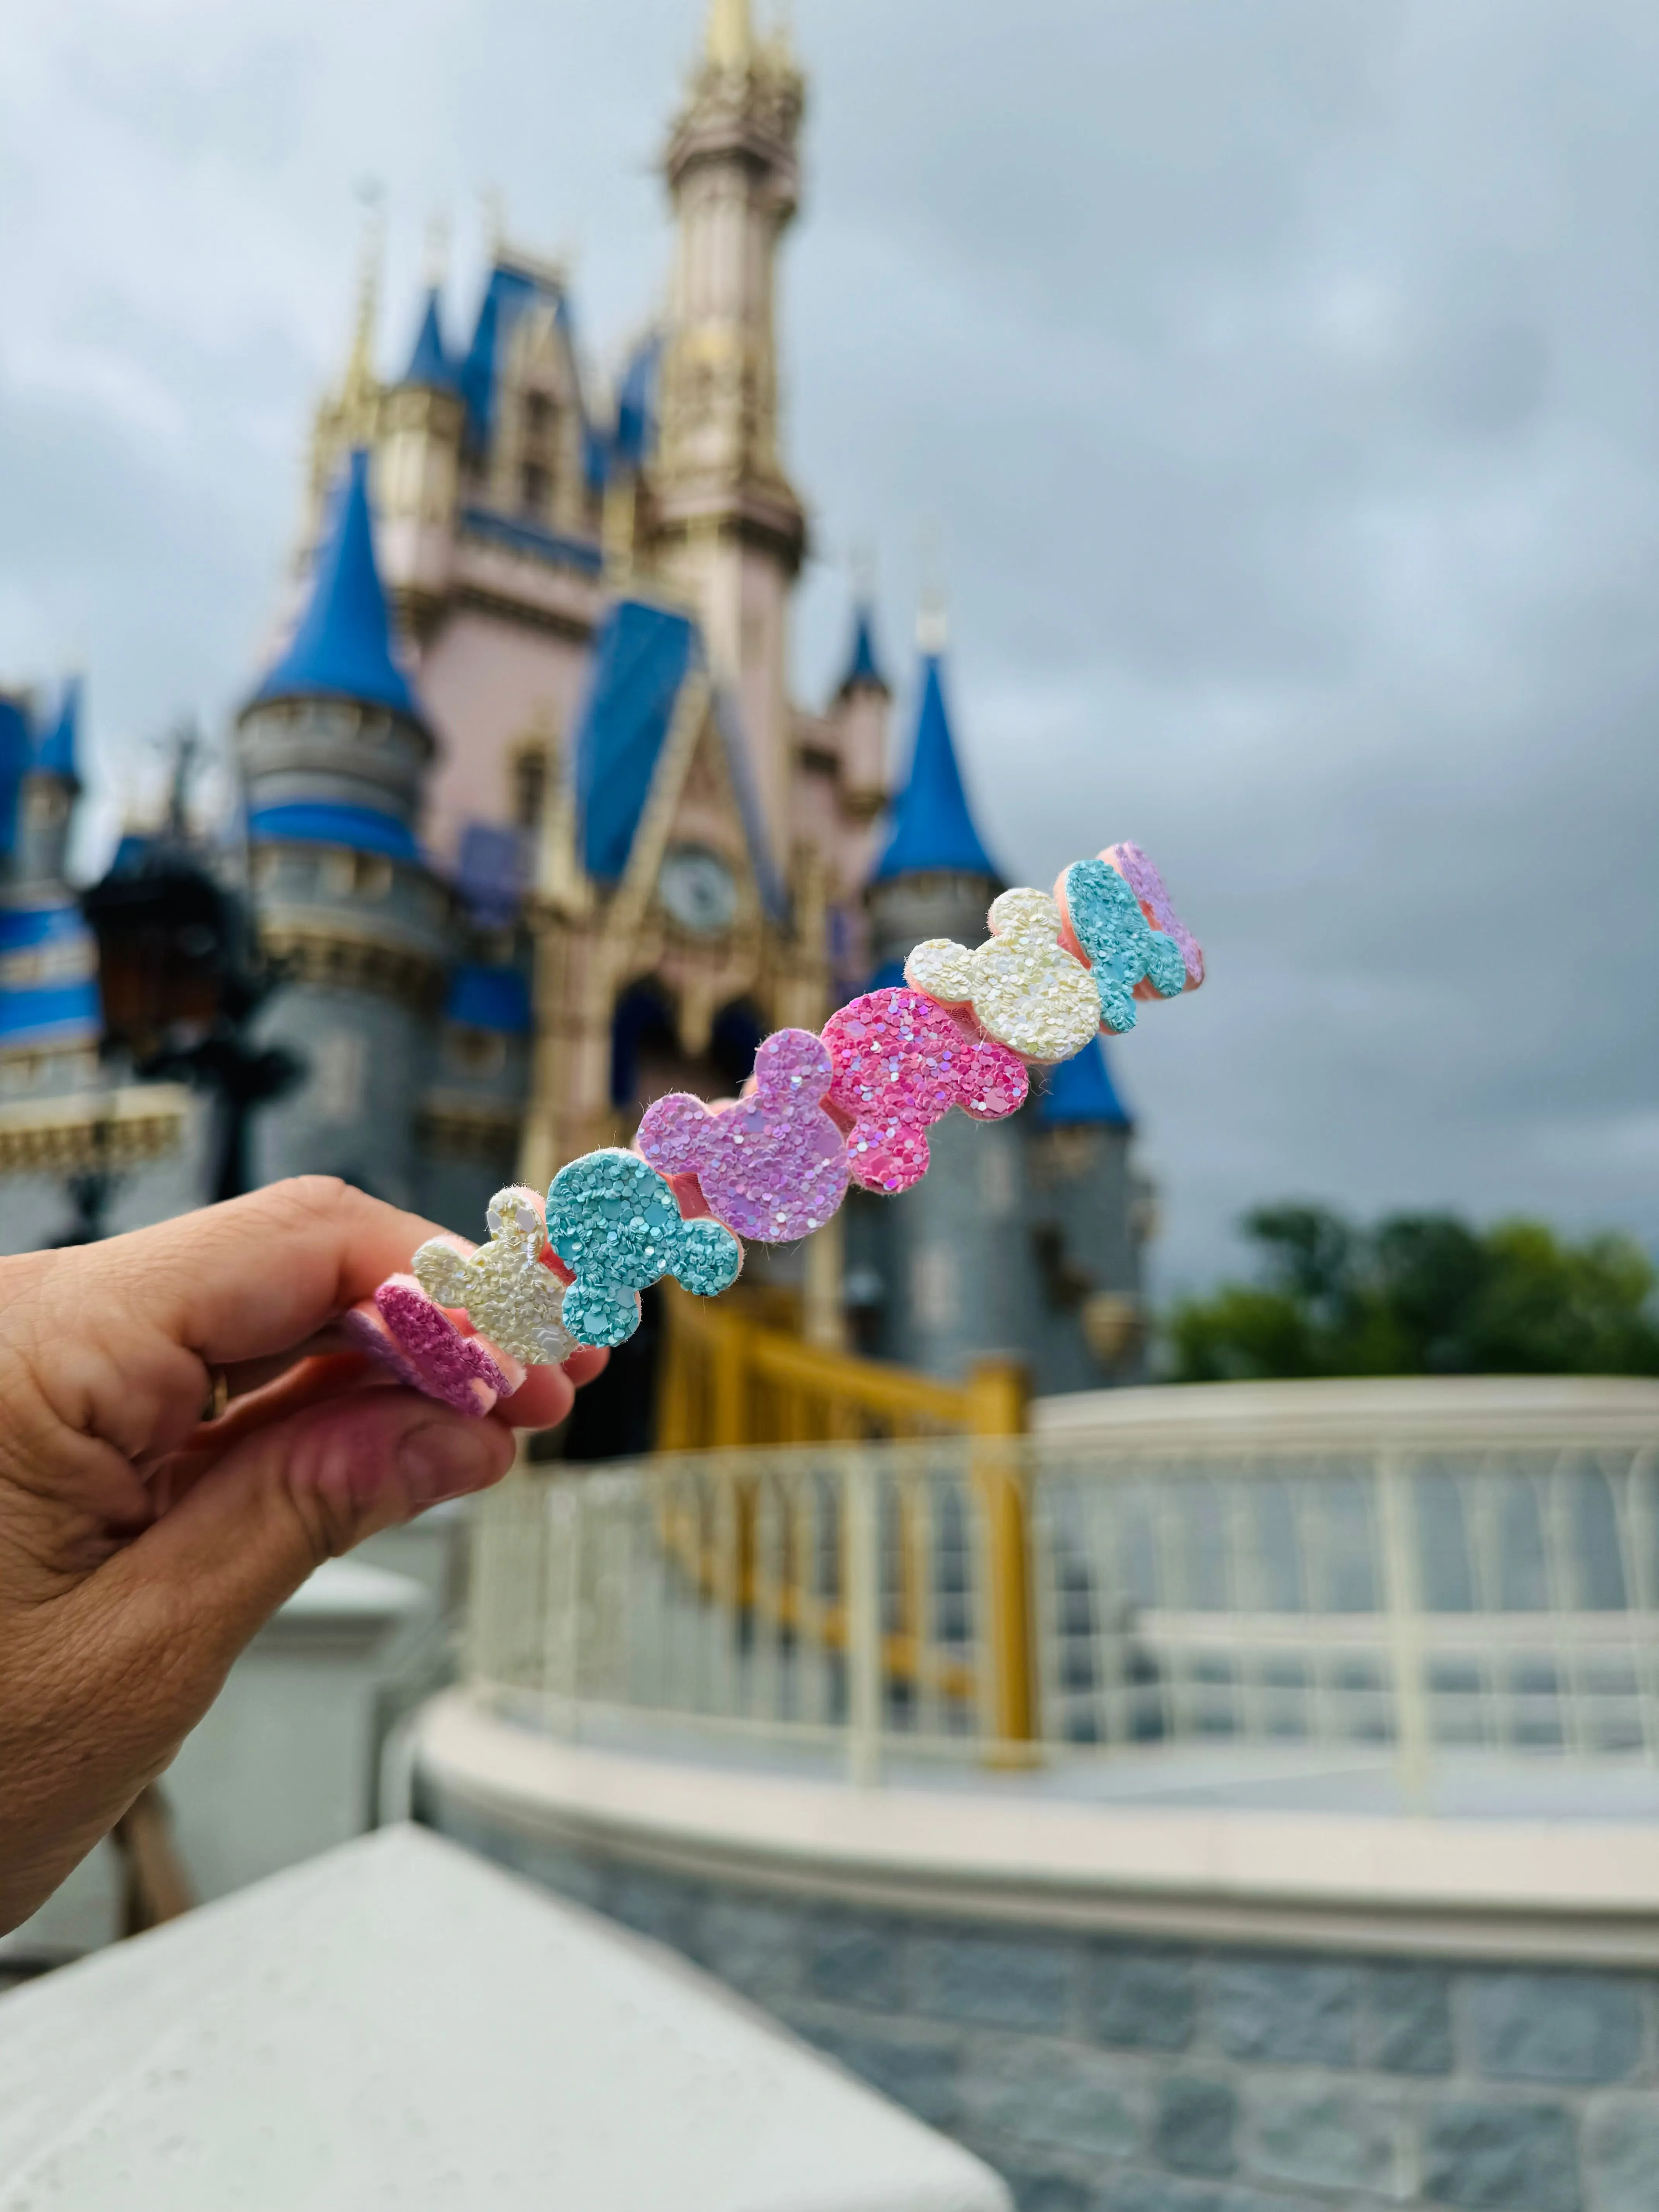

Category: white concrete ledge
[419, 1690, 1659, 1967]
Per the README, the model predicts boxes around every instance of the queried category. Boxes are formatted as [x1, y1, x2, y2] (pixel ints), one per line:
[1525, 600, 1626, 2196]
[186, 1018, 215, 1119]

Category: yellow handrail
[645, 1283, 1035, 1751]
[656, 1283, 1027, 1447]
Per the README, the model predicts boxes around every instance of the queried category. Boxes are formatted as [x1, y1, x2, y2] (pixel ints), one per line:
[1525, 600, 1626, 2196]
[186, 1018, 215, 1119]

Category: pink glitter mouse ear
[342, 1275, 523, 1418]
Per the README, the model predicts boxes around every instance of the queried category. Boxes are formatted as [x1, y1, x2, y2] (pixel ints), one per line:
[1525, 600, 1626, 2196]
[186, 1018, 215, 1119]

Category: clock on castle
[0, 0, 1154, 1400]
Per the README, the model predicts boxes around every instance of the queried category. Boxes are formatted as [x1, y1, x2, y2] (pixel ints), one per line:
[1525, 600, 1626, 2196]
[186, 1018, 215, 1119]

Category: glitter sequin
[546, 1149, 744, 1347]
[1058, 858, 1188, 1033]
[905, 886, 1101, 1064]
[822, 987, 1029, 1193]
[342, 1274, 522, 1417]
[412, 1186, 577, 1366]
[637, 1028, 850, 1241]
[1104, 840, 1206, 991]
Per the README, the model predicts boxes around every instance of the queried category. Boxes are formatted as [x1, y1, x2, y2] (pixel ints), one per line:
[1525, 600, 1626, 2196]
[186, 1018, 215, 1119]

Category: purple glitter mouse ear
[751, 1025, 834, 1101]
[637, 1093, 717, 1179]
[342, 1275, 522, 1418]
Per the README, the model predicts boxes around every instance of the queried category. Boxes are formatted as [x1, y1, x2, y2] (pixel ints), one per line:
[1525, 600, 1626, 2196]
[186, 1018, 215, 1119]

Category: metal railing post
[845, 1451, 883, 1786]
[1377, 1452, 1430, 1808]
[967, 1360, 1036, 1760]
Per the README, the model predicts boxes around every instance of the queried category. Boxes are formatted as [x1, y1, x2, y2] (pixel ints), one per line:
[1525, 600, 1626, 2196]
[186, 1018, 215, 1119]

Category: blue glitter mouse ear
[669, 1214, 744, 1298]
[562, 1279, 644, 1349]
[1142, 927, 1188, 1000]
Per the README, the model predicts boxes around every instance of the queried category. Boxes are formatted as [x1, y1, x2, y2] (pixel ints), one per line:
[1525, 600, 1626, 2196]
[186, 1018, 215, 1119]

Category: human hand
[0, 1176, 605, 1934]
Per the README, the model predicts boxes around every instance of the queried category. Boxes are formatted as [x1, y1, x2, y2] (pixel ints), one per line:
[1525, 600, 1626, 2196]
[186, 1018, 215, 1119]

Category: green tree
[1166, 1206, 1659, 1382]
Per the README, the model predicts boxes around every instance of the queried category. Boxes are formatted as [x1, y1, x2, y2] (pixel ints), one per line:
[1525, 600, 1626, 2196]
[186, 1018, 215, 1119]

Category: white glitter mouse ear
[904, 936, 977, 1006]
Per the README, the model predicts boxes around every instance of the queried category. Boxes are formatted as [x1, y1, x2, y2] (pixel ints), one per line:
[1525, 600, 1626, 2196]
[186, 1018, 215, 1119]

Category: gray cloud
[3, 0, 1656, 1288]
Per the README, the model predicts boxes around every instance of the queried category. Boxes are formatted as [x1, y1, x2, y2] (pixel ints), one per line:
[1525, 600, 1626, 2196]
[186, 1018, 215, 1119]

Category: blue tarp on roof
[872, 653, 999, 883]
[840, 605, 887, 694]
[445, 962, 532, 1035]
[35, 676, 80, 785]
[574, 601, 698, 883]
[1034, 1038, 1132, 1128]
[401, 287, 457, 390]
[249, 451, 423, 724]
[0, 697, 31, 855]
[247, 802, 419, 861]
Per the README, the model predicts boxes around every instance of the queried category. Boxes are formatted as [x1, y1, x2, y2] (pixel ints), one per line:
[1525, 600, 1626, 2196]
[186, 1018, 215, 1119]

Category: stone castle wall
[426, 1786, 1657, 2212]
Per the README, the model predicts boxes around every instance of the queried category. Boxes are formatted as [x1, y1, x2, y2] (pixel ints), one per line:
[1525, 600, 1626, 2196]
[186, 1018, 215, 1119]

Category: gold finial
[916, 519, 947, 652]
[343, 179, 384, 401]
[707, 0, 752, 69]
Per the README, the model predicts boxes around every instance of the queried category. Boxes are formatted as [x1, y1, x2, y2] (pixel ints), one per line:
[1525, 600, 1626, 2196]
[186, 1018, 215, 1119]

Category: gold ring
[200, 1368, 230, 1425]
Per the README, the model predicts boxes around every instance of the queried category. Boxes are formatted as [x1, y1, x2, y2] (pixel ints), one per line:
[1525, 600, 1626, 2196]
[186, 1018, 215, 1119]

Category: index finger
[90, 1177, 462, 1368]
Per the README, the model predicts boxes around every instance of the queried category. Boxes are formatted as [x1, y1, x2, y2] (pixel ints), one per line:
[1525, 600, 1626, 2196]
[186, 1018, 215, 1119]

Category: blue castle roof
[839, 605, 887, 694]
[0, 902, 100, 1049]
[573, 601, 699, 883]
[249, 450, 424, 725]
[613, 333, 661, 471]
[0, 696, 32, 856]
[1034, 1038, 1132, 1128]
[445, 962, 532, 1036]
[35, 676, 81, 785]
[400, 287, 457, 390]
[461, 261, 576, 452]
[872, 653, 999, 883]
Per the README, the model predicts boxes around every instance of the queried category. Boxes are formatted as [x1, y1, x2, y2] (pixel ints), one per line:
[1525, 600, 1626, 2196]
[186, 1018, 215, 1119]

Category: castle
[0, 0, 1151, 1395]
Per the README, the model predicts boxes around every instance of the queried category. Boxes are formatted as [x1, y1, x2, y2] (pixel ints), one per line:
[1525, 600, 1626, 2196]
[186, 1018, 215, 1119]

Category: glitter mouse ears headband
[342, 842, 1204, 1413]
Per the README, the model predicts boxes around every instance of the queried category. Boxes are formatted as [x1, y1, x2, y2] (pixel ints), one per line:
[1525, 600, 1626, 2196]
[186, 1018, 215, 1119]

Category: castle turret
[0, 683, 100, 1098]
[237, 449, 450, 1206]
[825, 603, 890, 819]
[377, 287, 465, 624]
[651, 0, 807, 866]
[865, 627, 1001, 987]
[850, 625, 1148, 1387]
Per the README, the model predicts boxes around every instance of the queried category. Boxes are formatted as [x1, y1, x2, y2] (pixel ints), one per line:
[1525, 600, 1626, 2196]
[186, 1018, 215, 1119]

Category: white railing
[466, 1386, 1659, 1802]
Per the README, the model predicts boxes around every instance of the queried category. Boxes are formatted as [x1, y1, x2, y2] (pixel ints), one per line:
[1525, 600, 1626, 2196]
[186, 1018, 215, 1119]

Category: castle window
[519, 460, 551, 514]
[524, 392, 553, 436]
[445, 1025, 507, 1080]
[511, 743, 549, 832]
[352, 854, 393, 903]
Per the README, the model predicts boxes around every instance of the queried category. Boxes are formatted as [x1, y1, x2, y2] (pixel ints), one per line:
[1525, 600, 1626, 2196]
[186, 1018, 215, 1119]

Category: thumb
[100, 1387, 514, 1707]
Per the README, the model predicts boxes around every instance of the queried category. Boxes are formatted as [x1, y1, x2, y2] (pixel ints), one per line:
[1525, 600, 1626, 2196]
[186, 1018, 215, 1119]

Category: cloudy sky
[3, 0, 1657, 1291]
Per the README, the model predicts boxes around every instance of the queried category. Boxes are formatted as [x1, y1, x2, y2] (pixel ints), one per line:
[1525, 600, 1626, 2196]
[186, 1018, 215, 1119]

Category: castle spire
[872, 640, 999, 884]
[251, 449, 422, 725]
[340, 189, 385, 413]
[706, 0, 753, 67]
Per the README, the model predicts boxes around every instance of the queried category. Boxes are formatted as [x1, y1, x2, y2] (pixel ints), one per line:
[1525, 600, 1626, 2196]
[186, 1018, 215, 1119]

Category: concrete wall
[424, 1791, 1659, 2212]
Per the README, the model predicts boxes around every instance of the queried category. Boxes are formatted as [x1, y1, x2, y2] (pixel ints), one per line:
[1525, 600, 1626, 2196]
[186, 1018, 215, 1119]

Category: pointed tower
[865, 625, 1001, 989]
[377, 285, 465, 627]
[825, 603, 891, 819]
[847, 623, 1150, 1388]
[650, 0, 808, 865]
[0, 682, 100, 1096]
[236, 450, 450, 1206]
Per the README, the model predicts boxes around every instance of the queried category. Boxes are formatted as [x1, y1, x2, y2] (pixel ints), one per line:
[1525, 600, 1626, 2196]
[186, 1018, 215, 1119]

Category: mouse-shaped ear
[1060, 858, 1185, 1033]
[665, 1212, 744, 1298]
[637, 1093, 719, 1179]
[486, 1185, 548, 1246]
[955, 1031, 1029, 1121]
[1104, 840, 1205, 991]
[905, 936, 977, 1006]
[412, 1235, 472, 1308]
[561, 1279, 643, 1350]
[988, 886, 1063, 944]
[345, 1275, 522, 1415]
[752, 1026, 833, 1101]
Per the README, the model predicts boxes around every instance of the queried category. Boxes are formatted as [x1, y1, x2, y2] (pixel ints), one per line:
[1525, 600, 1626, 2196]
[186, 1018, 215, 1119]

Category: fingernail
[398, 1422, 495, 1507]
